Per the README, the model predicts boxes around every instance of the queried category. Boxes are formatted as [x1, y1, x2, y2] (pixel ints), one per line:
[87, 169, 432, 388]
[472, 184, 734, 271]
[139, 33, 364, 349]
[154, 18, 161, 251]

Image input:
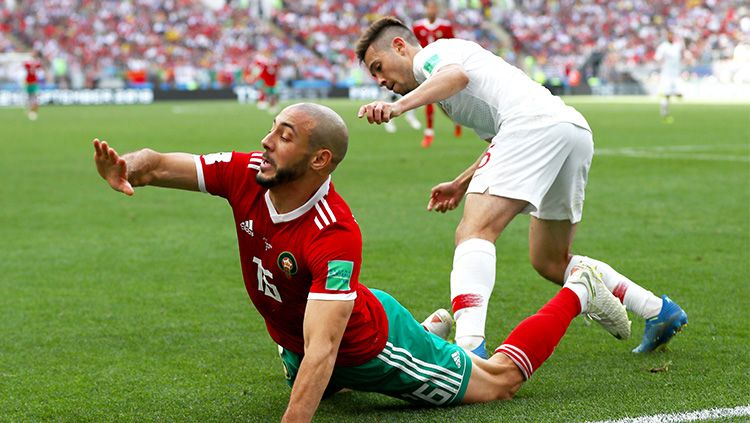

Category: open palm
[93, 139, 134, 196]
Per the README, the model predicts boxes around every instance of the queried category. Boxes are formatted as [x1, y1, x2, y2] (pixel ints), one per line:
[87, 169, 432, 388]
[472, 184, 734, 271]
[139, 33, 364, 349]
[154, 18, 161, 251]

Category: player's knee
[530, 256, 566, 284]
[454, 220, 474, 245]
[454, 219, 498, 245]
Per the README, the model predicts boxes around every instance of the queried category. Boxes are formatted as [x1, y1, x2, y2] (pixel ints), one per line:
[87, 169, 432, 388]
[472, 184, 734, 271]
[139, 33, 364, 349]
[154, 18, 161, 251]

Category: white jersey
[655, 41, 683, 79]
[412, 39, 590, 140]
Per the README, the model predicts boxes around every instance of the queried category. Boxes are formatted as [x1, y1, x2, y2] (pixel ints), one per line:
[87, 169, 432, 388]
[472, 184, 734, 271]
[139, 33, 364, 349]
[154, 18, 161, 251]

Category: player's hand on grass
[357, 101, 402, 124]
[427, 181, 465, 213]
[93, 138, 135, 196]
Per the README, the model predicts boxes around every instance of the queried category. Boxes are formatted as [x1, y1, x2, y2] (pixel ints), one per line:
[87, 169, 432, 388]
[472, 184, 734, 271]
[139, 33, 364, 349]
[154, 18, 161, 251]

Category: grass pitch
[1, 98, 748, 422]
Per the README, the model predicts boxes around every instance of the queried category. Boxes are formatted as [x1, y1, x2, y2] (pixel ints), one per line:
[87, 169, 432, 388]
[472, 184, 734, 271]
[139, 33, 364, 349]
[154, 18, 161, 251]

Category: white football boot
[568, 264, 632, 340]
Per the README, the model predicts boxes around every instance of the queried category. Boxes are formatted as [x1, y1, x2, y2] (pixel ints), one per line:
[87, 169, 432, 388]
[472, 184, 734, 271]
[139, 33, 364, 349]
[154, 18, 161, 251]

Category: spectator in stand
[502, 0, 743, 86]
[1, 0, 744, 91]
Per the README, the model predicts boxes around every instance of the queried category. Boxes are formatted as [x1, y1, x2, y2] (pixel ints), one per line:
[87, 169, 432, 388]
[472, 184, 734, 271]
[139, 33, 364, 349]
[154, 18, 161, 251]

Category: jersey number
[411, 383, 451, 405]
[253, 257, 282, 302]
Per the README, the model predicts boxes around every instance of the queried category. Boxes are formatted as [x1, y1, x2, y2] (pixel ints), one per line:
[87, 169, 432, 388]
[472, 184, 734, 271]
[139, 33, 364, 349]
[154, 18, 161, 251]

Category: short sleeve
[413, 42, 463, 81]
[195, 151, 263, 200]
[444, 24, 455, 39]
[306, 225, 362, 301]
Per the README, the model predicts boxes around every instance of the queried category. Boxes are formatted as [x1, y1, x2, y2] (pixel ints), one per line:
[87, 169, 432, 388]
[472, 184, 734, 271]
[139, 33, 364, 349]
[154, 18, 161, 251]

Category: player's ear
[392, 37, 407, 54]
[310, 148, 333, 172]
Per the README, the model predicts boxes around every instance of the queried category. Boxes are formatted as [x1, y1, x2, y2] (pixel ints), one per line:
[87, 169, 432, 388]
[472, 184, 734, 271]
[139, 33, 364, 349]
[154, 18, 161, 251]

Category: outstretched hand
[93, 138, 134, 196]
[427, 181, 465, 213]
[357, 101, 402, 124]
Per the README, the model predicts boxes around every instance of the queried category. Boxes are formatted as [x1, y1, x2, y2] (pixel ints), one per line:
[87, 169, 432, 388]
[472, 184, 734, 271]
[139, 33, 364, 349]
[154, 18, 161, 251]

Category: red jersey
[24, 61, 41, 84]
[196, 151, 388, 366]
[412, 18, 454, 47]
[255, 57, 278, 86]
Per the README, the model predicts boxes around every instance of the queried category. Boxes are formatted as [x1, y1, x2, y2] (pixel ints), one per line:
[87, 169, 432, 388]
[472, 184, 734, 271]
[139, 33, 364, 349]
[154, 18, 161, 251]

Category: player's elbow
[303, 339, 339, 365]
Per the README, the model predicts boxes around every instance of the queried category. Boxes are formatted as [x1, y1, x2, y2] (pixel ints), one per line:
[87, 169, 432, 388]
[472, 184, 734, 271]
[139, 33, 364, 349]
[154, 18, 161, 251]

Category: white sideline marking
[587, 405, 750, 423]
[564, 96, 750, 105]
[596, 145, 750, 163]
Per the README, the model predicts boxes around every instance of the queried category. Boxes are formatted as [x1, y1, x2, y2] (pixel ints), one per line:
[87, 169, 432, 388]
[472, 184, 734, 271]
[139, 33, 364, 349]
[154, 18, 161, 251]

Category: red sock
[495, 288, 580, 379]
[425, 103, 434, 129]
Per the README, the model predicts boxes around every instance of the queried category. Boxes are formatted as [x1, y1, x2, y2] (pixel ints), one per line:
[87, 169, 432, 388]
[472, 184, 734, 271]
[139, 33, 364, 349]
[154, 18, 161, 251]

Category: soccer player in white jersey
[655, 31, 684, 123]
[356, 17, 688, 357]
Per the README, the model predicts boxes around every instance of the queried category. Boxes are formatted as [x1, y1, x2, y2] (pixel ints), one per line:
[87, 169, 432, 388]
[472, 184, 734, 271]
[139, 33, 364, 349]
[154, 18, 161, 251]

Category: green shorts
[26, 83, 38, 95]
[264, 85, 277, 95]
[278, 289, 472, 406]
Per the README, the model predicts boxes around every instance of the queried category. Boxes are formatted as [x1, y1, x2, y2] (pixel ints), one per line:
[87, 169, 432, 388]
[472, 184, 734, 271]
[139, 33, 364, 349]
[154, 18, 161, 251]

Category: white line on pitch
[586, 405, 750, 423]
[595, 145, 750, 162]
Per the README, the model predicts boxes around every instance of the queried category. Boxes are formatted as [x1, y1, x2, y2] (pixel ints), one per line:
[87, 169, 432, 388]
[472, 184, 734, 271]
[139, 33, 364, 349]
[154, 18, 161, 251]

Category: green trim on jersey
[278, 289, 472, 406]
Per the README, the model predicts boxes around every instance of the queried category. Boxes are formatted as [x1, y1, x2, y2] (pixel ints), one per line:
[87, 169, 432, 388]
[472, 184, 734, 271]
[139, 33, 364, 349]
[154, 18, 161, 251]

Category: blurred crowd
[273, 0, 500, 86]
[0, 0, 747, 90]
[503, 0, 748, 84]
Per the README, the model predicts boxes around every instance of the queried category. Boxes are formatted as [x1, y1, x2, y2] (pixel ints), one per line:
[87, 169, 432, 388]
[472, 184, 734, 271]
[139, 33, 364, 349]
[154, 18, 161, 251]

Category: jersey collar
[264, 176, 331, 224]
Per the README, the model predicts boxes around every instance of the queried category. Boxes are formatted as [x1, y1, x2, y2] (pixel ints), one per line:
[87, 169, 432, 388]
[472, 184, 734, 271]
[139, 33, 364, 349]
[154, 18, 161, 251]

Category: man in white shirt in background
[355, 17, 688, 358]
[655, 31, 685, 123]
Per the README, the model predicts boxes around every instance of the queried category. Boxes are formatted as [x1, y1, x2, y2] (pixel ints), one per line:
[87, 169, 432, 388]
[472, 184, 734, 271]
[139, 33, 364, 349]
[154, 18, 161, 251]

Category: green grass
[1, 99, 748, 422]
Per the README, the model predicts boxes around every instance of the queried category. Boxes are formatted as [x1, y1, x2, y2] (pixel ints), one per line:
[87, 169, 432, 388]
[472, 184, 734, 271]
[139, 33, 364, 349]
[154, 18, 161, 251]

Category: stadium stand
[0, 0, 747, 93]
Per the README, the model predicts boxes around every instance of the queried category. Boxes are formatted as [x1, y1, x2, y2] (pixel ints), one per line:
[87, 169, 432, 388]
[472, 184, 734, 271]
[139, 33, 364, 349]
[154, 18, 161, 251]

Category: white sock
[660, 98, 669, 117]
[566, 255, 662, 319]
[563, 277, 589, 314]
[451, 238, 496, 350]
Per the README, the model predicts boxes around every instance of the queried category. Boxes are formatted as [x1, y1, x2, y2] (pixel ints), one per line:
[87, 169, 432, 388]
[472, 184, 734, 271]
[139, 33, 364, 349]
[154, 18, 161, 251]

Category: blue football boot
[632, 295, 688, 353]
[469, 339, 488, 359]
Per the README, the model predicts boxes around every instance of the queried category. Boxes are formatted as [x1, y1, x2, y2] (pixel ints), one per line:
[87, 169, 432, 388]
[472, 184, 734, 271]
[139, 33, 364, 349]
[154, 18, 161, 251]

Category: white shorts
[659, 75, 682, 96]
[466, 122, 593, 223]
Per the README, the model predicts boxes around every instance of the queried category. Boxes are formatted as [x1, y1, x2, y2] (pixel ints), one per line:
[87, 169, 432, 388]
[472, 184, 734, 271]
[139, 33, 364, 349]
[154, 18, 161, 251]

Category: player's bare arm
[282, 299, 354, 423]
[358, 64, 468, 124]
[427, 147, 486, 213]
[93, 139, 199, 195]
[396, 64, 468, 114]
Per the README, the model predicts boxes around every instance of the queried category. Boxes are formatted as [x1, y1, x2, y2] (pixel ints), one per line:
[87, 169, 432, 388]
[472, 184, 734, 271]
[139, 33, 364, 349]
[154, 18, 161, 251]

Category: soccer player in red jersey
[24, 52, 42, 121]
[93, 103, 628, 421]
[255, 54, 280, 112]
[412, 0, 461, 147]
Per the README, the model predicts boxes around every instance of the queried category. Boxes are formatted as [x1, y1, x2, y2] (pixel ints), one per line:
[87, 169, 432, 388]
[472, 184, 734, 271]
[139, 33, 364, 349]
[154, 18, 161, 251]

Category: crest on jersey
[277, 251, 298, 279]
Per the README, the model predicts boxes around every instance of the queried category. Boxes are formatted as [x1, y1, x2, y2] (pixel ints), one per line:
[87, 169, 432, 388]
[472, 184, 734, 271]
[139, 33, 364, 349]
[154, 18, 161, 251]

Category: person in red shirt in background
[412, 0, 462, 147]
[254, 53, 280, 113]
[24, 52, 42, 121]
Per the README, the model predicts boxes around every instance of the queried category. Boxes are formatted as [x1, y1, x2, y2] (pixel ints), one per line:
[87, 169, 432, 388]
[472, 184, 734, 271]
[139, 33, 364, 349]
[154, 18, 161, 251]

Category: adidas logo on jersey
[451, 351, 461, 368]
[313, 198, 337, 230]
[240, 220, 254, 236]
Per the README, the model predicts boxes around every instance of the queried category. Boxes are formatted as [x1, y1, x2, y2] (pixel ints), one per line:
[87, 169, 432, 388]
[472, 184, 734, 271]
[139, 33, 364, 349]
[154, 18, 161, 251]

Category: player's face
[364, 41, 418, 95]
[426, 2, 438, 21]
[257, 108, 314, 188]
